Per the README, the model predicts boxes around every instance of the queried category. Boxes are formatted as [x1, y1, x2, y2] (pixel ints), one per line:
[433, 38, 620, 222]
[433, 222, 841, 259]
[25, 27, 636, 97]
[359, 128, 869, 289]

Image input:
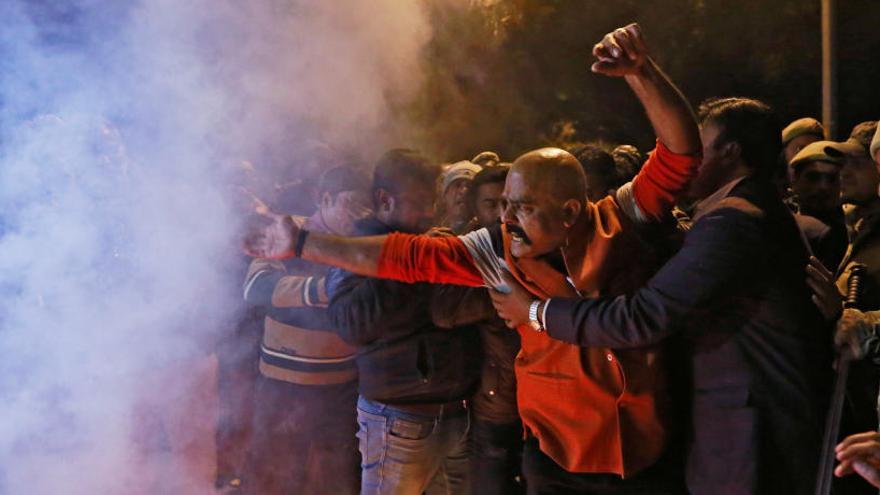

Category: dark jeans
[243, 377, 360, 495]
[470, 418, 524, 495]
[522, 438, 686, 495]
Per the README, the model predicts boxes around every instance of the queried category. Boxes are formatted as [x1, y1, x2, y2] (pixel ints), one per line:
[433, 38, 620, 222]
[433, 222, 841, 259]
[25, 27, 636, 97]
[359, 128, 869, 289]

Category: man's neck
[540, 250, 567, 274]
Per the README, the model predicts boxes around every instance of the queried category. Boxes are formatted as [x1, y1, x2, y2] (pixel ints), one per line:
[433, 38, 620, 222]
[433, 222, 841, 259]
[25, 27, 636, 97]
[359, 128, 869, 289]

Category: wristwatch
[528, 300, 545, 332]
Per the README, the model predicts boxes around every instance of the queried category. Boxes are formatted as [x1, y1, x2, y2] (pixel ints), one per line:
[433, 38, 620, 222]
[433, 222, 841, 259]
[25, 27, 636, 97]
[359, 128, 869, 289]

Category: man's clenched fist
[592, 23, 650, 77]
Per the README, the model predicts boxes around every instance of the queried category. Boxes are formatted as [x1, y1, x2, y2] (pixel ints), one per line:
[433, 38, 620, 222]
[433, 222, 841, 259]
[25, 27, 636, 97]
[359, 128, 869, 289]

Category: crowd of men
[223, 23, 880, 495]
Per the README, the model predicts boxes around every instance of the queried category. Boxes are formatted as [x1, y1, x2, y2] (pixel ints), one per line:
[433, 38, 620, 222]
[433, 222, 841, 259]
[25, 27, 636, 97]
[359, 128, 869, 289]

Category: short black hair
[698, 97, 781, 179]
[611, 145, 643, 185]
[317, 165, 369, 198]
[570, 144, 619, 187]
[467, 165, 509, 212]
[372, 148, 440, 195]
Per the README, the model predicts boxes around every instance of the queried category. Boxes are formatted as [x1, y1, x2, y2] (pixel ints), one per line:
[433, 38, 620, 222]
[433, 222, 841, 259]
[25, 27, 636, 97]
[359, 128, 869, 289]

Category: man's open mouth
[506, 224, 531, 245]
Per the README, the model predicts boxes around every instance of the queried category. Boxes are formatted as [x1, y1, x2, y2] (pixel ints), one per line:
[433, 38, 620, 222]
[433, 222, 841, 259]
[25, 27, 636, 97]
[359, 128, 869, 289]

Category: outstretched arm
[244, 213, 388, 275]
[491, 206, 763, 346]
[543, 207, 762, 348]
[244, 214, 484, 287]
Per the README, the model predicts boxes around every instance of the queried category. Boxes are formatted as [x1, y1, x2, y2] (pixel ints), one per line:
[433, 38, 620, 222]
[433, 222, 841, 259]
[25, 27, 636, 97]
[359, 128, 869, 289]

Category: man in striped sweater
[242, 166, 372, 495]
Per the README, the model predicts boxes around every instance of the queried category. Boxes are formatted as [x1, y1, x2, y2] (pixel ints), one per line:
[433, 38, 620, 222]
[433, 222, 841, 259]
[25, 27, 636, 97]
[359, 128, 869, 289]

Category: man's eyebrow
[503, 194, 535, 203]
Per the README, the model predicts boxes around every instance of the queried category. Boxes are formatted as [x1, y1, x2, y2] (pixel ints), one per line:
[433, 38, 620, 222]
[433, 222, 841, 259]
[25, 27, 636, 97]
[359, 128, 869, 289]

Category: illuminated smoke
[0, 1, 430, 493]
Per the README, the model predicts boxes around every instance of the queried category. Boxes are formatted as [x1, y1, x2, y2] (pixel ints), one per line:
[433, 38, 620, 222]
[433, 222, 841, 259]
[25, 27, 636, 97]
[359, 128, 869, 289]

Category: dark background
[407, 0, 880, 161]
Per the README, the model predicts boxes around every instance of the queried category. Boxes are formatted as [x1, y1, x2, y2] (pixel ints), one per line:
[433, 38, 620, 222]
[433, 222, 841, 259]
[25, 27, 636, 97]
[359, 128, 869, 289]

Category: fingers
[809, 256, 834, 280]
[591, 60, 617, 75]
[426, 227, 455, 238]
[243, 235, 269, 258]
[592, 23, 647, 76]
[836, 458, 856, 477]
[612, 28, 637, 61]
[837, 432, 880, 453]
[242, 187, 276, 218]
[836, 441, 880, 469]
[805, 275, 830, 299]
[601, 32, 624, 59]
[835, 433, 880, 484]
[624, 23, 647, 54]
[593, 42, 612, 61]
[489, 289, 516, 328]
[836, 309, 869, 356]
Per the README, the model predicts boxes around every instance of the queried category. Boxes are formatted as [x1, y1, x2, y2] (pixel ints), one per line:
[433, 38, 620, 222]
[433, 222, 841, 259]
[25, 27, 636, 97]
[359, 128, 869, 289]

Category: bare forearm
[301, 234, 384, 276]
[626, 59, 699, 155]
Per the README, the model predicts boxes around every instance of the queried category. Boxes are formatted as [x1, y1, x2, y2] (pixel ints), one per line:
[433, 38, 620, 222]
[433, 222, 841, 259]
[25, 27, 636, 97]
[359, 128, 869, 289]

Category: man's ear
[720, 140, 742, 162]
[561, 198, 583, 228]
[319, 191, 333, 210]
[375, 188, 394, 214]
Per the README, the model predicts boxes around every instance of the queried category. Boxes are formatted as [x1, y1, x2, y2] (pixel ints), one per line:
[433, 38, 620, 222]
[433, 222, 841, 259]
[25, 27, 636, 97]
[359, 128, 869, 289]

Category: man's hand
[806, 256, 843, 321]
[243, 210, 299, 259]
[836, 308, 873, 360]
[425, 226, 456, 238]
[489, 271, 534, 329]
[836, 431, 880, 487]
[592, 23, 650, 77]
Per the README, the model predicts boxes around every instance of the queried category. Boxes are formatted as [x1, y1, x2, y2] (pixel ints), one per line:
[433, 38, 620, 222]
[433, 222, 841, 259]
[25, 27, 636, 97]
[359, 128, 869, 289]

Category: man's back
[326, 216, 481, 404]
[652, 177, 830, 493]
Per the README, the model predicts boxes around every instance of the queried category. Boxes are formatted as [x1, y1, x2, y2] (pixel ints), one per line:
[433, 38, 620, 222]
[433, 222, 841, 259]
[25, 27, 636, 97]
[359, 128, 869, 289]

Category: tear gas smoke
[0, 1, 431, 493]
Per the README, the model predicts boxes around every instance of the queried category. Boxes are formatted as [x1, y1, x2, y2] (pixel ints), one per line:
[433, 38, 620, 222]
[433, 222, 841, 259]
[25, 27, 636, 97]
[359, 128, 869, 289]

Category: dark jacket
[794, 212, 848, 273]
[544, 177, 832, 495]
[326, 217, 481, 404]
[431, 285, 520, 424]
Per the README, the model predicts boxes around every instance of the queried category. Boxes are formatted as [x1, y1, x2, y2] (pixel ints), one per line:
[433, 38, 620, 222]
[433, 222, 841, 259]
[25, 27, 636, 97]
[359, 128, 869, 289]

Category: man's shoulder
[708, 197, 765, 219]
[459, 223, 505, 258]
[700, 178, 772, 222]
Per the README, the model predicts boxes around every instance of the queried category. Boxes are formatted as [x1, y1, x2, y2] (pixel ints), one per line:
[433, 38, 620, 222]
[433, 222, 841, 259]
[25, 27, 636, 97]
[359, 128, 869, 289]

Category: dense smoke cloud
[0, 1, 431, 493]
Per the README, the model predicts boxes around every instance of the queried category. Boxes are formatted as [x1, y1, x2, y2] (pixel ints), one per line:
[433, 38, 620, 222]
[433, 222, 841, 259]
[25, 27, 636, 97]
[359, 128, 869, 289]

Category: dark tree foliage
[405, 0, 880, 162]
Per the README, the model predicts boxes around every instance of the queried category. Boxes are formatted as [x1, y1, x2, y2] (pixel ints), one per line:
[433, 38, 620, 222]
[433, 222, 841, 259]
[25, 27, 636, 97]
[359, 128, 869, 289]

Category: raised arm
[593, 24, 701, 221]
[592, 23, 700, 155]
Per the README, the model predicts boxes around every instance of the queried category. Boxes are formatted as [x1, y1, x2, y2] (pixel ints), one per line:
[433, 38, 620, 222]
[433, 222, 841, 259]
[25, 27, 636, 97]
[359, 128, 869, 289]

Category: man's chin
[509, 239, 534, 258]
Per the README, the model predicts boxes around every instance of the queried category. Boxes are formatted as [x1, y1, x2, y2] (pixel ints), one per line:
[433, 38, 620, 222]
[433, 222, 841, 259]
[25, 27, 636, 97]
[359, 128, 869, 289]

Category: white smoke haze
[0, 1, 432, 493]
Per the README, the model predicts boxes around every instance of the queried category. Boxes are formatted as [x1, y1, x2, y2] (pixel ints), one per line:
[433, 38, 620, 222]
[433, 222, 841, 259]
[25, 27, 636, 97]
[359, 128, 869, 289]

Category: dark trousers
[243, 377, 360, 495]
[214, 312, 261, 485]
[522, 438, 686, 495]
[470, 418, 525, 495]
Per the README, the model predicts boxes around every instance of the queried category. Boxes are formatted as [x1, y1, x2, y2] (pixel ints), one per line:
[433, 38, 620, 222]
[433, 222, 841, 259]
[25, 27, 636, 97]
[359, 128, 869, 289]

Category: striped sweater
[243, 215, 357, 386]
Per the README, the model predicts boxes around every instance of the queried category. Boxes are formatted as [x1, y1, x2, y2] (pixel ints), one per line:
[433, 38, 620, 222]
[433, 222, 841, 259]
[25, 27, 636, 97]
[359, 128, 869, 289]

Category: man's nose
[500, 203, 516, 225]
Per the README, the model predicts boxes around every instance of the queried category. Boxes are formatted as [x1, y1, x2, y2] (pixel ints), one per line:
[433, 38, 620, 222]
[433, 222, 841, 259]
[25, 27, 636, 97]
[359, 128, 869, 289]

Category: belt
[387, 399, 468, 418]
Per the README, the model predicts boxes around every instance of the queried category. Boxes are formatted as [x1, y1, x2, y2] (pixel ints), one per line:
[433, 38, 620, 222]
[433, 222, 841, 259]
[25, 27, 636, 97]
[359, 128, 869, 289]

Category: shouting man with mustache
[246, 24, 701, 494]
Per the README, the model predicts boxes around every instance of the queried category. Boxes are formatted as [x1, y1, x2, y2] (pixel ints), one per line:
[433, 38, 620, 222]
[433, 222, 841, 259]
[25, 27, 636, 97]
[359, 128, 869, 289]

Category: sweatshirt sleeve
[376, 233, 485, 287]
[616, 139, 701, 223]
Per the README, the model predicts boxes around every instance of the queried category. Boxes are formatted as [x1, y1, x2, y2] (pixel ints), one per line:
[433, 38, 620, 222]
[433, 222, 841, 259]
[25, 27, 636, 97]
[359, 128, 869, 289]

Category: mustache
[505, 223, 532, 245]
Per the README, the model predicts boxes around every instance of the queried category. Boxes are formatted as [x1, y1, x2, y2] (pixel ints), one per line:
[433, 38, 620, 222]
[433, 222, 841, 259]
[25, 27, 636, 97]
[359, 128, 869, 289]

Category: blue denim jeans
[356, 396, 471, 495]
